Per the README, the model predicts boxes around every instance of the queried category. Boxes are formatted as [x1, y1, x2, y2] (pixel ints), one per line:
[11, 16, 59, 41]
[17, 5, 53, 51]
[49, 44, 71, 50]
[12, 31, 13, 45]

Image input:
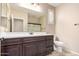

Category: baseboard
[69, 50, 79, 56]
[64, 48, 79, 55]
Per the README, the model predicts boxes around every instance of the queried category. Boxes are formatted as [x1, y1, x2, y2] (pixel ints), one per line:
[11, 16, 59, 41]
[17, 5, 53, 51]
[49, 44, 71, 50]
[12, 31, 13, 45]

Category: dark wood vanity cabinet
[1, 35, 54, 56]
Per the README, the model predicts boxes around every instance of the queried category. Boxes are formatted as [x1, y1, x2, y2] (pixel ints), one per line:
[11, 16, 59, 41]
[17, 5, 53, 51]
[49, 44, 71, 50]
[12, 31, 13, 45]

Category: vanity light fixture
[18, 3, 42, 12]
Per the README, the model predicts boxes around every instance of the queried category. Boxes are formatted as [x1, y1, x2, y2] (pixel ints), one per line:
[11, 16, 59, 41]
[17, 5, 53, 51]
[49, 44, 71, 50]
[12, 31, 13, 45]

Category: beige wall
[56, 4, 79, 53]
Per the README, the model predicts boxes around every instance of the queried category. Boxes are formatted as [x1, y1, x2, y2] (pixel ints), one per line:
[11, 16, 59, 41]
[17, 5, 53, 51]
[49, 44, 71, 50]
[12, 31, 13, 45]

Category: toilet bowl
[54, 41, 64, 52]
[54, 41, 63, 47]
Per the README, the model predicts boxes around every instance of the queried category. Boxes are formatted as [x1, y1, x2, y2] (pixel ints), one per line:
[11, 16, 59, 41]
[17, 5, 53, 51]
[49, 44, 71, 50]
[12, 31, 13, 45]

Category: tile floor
[48, 51, 79, 56]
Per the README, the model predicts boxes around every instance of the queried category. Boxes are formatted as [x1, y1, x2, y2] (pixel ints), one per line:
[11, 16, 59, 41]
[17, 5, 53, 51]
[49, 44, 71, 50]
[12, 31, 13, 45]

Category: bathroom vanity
[1, 34, 54, 56]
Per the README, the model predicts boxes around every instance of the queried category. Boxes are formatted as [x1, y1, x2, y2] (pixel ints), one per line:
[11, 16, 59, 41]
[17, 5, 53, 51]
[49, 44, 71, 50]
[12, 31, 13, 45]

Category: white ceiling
[49, 3, 61, 7]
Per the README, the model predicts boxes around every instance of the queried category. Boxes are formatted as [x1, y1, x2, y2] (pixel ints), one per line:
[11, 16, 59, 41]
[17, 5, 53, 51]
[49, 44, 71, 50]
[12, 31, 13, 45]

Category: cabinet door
[46, 36, 54, 54]
[1, 44, 22, 56]
[23, 42, 37, 56]
[37, 40, 47, 56]
[1, 46, 7, 56]
[1, 38, 22, 56]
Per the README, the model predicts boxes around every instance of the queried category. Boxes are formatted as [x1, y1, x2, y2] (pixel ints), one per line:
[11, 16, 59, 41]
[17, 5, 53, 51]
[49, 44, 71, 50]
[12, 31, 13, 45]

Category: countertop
[0, 32, 53, 39]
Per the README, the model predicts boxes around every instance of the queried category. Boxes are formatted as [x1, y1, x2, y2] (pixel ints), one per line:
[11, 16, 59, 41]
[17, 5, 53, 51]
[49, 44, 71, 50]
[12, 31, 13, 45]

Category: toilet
[54, 36, 64, 53]
[54, 41, 64, 52]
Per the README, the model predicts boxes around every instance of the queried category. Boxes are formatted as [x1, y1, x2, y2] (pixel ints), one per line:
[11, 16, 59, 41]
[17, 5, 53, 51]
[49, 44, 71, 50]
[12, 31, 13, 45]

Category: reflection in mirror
[28, 14, 46, 32]
[13, 18, 23, 32]
[0, 3, 8, 32]
[0, 3, 1, 55]
[0, 17, 7, 28]
[0, 3, 47, 32]
[28, 14, 41, 32]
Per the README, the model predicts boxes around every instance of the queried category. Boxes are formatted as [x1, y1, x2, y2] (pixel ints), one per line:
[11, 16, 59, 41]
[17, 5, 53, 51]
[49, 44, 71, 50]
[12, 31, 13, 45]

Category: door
[23, 42, 37, 56]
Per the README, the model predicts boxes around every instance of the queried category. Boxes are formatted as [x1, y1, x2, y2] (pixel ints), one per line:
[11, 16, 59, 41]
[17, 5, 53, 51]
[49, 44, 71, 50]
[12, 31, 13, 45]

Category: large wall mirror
[0, 3, 53, 32]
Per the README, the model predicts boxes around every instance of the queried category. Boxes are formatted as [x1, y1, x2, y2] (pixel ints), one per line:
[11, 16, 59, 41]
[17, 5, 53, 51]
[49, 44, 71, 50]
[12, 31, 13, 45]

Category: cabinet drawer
[1, 38, 21, 46]
[46, 36, 53, 40]
[23, 36, 45, 43]
[23, 37, 37, 43]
